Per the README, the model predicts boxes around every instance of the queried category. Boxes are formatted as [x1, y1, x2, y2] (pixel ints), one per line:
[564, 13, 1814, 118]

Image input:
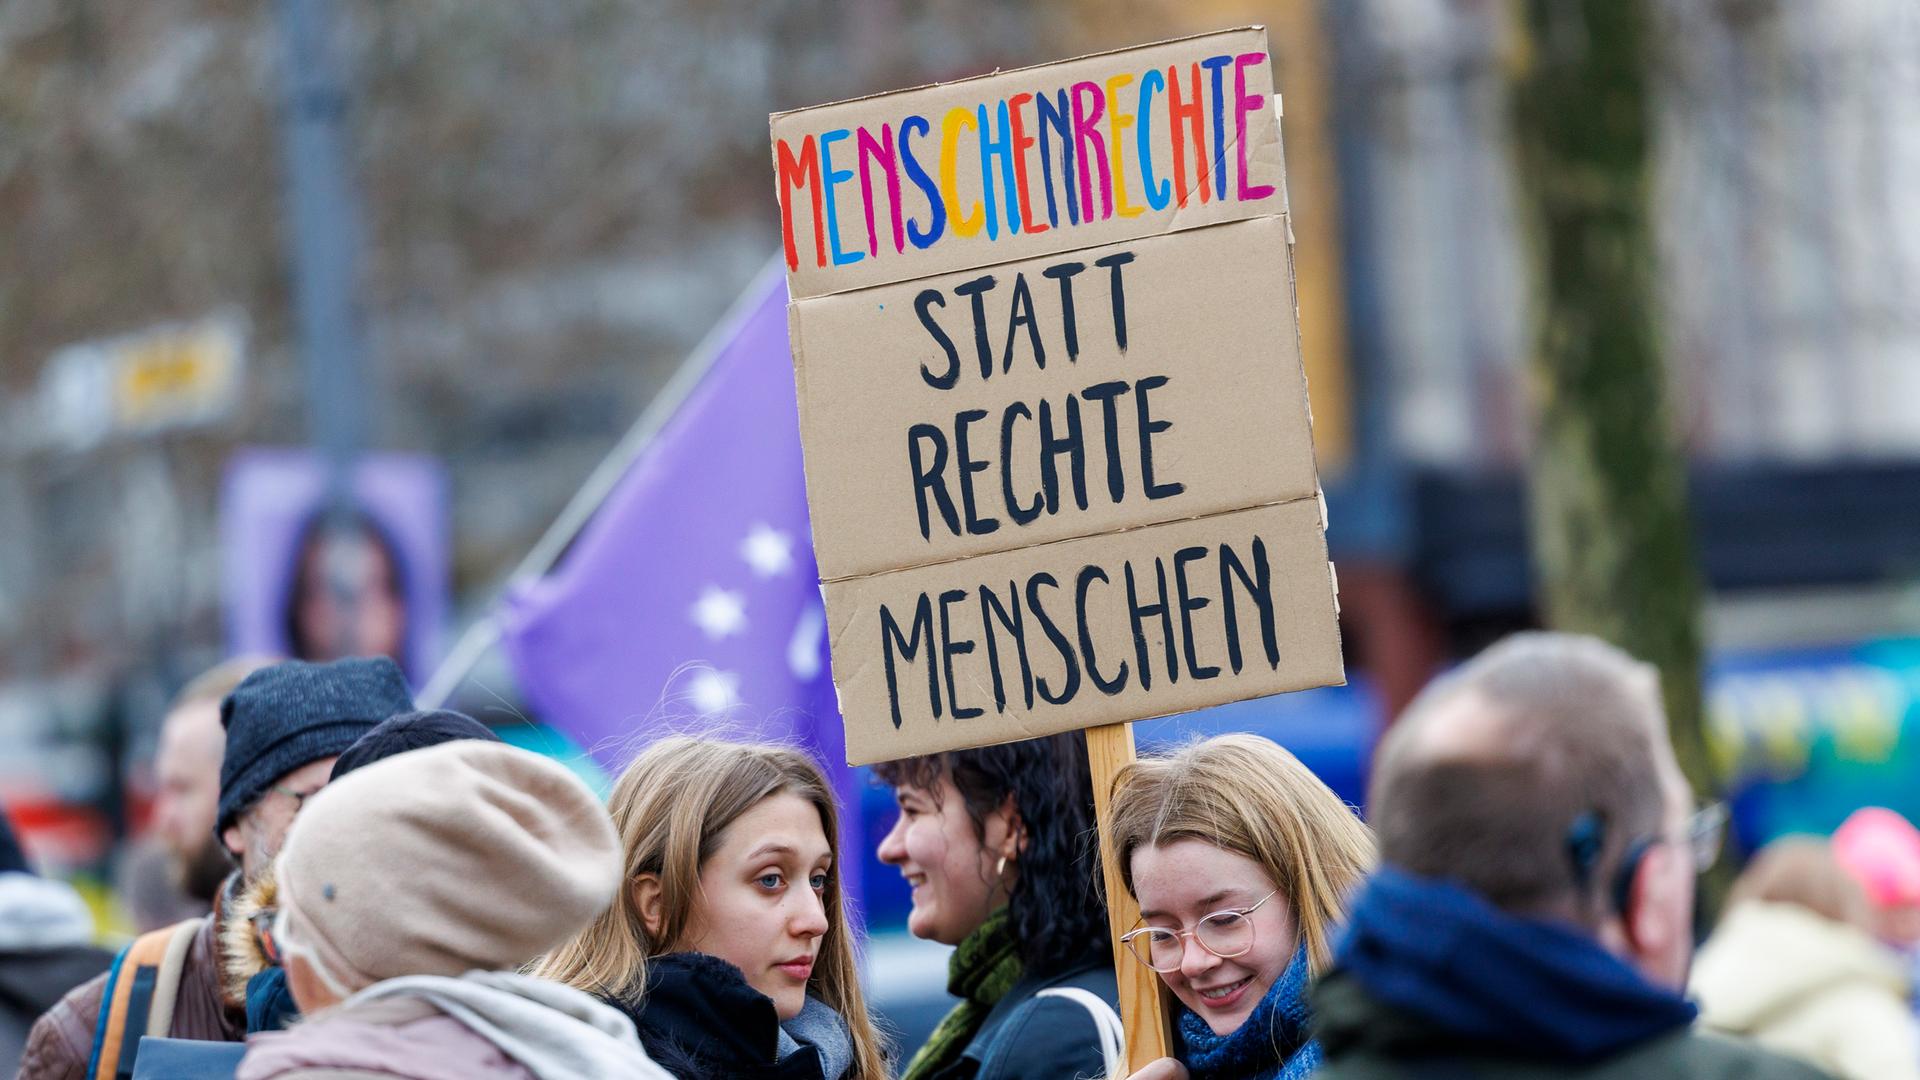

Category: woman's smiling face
[875, 772, 1014, 945]
[1130, 838, 1295, 1036]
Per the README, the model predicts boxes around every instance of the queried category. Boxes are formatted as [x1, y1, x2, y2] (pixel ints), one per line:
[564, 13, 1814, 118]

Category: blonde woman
[1108, 734, 1374, 1080]
[534, 737, 887, 1080]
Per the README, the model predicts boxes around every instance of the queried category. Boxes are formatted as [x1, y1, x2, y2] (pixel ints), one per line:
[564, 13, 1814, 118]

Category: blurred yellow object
[69, 874, 135, 948]
[113, 323, 239, 430]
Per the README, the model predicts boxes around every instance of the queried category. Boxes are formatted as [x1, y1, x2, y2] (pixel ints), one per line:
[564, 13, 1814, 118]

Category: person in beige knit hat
[237, 741, 668, 1080]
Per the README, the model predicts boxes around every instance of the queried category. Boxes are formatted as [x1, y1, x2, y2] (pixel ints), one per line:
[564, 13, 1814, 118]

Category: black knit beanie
[217, 656, 413, 834]
[330, 708, 502, 780]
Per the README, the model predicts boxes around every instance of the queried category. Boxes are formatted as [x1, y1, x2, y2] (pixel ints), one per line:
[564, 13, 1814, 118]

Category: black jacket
[929, 961, 1119, 1080]
[608, 952, 831, 1080]
[1313, 969, 1837, 1080]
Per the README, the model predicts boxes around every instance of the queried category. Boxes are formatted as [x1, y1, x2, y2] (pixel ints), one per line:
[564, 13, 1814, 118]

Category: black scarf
[609, 952, 850, 1080]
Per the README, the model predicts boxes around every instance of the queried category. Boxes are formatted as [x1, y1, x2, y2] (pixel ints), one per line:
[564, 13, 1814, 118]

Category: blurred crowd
[3, 635, 1917, 1080]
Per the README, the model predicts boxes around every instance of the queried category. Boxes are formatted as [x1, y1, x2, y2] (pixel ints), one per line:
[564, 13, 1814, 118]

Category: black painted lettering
[916, 289, 960, 390]
[979, 581, 1034, 712]
[1095, 251, 1134, 351]
[952, 274, 998, 381]
[1001, 273, 1046, 373]
[1026, 572, 1082, 705]
[937, 588, 983, 719]
[952, 408, 1000, 536]
[880, 594, 938, 729]
[908, 424, 959, 540]
[1000, 402, 1043, 526]
[1220, 537, 1280, 672]
[1173, 546, 1221, 680]
[1038, 396, 1087, 513]
[1076, 565, 1128, 695]
[1135, 374, 1185, 501]
[1124, 556, 1178, 691]
[1081, 380, 1130, 504]
[1042, 261, 1086, 361]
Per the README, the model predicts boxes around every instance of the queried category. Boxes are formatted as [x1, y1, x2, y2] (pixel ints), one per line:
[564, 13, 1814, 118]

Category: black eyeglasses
[1569, 802, 1726, 914]
[268, 783, 322, 812]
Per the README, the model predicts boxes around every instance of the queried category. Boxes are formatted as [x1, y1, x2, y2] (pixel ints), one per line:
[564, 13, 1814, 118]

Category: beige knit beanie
[275, 740, 621, 994]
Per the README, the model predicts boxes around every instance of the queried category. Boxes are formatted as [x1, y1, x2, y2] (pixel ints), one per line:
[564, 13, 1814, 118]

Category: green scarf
[900, 907, 1024, 1080]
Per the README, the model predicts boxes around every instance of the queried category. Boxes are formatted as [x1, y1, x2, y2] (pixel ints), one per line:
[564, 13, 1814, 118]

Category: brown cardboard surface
[771, 27, 1285, 299]
[791, 214, 1317, 583]
[775, 31, 1342, 762]
[824, 498, 1340, 764]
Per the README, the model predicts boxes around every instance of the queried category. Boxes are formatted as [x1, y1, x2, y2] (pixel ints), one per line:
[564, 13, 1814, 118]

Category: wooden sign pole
[1085, 722, 1171, 1072]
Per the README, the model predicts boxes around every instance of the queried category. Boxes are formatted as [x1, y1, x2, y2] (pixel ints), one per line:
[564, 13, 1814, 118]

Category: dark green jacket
[1312, 970, 1836, 1080]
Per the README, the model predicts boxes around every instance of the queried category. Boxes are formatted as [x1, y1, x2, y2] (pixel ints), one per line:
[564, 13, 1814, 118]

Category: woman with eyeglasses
[874, 732, 1120, 1080]
[1107, 734, 1375, 1080]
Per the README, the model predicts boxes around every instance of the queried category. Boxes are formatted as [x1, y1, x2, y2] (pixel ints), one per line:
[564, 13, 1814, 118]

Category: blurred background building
[1, 0, 1917, 1016]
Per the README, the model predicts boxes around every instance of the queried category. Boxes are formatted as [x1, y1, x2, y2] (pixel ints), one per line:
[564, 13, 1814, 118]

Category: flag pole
[417, 256, 788, 706]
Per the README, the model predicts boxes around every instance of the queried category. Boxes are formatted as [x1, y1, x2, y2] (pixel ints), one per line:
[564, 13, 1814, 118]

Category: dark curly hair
[873, 733, 1111, 977]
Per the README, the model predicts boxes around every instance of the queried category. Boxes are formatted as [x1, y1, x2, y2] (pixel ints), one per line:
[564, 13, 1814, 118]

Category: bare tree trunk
[1511, 1, 1714, 800]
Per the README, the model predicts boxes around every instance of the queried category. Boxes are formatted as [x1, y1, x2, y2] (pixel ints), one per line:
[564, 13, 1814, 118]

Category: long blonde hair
[1107, 733, 1375, 972]
[533, 737, 886, 1080]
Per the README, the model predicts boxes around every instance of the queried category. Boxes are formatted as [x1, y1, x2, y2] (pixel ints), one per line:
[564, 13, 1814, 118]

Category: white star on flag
[740, 523, 795, 578]
[788, 603, 826, 681]
[688, 669, 741, 713]
[690, 586, 748, 640]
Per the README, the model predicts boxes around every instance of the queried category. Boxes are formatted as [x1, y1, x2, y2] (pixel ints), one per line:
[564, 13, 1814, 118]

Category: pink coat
[238, 997, 533, 1080]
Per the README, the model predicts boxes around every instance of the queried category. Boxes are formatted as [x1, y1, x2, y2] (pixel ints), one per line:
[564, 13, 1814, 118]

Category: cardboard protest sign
[774, 27, 1341, 765]
[776, 27, 1290, 299]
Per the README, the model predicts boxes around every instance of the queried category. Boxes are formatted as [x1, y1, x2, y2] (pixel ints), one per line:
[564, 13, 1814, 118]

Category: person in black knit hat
[216, 656, 414, 881]
[232, 708, 504, 1040]
[18, 656, 413, 1080]
[330, 708, 501, 780]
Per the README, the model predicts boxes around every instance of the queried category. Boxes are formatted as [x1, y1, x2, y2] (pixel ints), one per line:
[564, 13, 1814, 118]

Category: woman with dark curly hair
[875, 732, 1119, 1080]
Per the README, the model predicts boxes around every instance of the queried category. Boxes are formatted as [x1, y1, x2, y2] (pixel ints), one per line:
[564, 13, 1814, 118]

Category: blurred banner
[24, 312, 247, 454]
[1712, 637, 1920, 852]
[494, 265, 862, 905]
[221, 448, 448, 681]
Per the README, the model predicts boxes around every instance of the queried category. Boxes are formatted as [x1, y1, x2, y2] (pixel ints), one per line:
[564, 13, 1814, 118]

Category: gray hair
[1369, 632, 1670, 924]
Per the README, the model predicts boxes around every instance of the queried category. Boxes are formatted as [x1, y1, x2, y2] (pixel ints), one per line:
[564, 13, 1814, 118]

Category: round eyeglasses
[1120, 890, 1277, 973]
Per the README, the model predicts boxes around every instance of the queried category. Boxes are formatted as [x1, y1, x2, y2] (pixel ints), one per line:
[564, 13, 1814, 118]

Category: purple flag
[498, 265, 862, 906]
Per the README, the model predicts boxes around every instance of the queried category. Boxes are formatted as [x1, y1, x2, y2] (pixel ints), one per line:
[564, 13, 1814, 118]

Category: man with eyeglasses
[1312, 633, 1830, 1080]
[19, 657, 409, 1080]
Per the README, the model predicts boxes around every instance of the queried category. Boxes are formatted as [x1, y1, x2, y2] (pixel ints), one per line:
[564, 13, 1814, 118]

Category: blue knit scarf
[1174, 944, 1321, 1080]
[1336, 865, 1697, 1061]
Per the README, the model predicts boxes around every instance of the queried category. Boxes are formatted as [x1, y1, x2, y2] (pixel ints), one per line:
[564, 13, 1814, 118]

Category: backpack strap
[143, 917, 201, 1038]
[1036, 986, 1126, 1080]
[87, 918, 206, 1080]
